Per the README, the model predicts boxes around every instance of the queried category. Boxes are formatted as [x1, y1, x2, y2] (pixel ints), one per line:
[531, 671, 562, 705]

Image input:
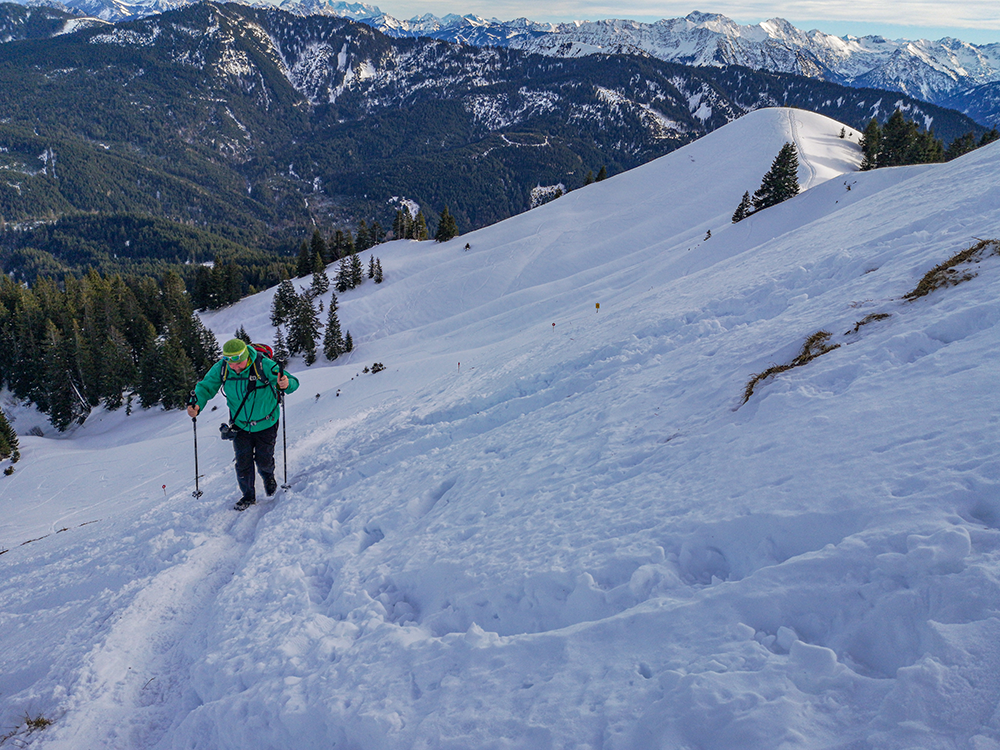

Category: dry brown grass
[742, 331, 841, 404]
[904, 239, 1000, 301]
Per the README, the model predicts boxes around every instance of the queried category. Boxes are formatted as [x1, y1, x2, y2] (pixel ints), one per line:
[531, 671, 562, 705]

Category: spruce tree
[287, 293, 322, 364]
[732, 191, 753, 223]
[296, 241, 313, 278]
[344, 331, 353, 352]
[368, 255, 376, 279]
[310, 229, 328, 265]
[413, 212, 429, 241]
[160, 334, 197, 410]
[356, 220, 371, 252]
[0, 405, 18, 462]
[322, 294, 346, 360]
[336, 256, 352, 293]
[235, 326, 251, 344]
[272, 325, 290, 364]
[270, 279, 298, 327]
[371, 221, 384, 245]
[859, 118, 881, 171]
[596, 166, 608, 181]
[310, 252, 330, 297]
[350, 254, 365, 287]
[435, 205, 459, 243]
[374, 258, 384, 284]
[752, 142, 800, 212]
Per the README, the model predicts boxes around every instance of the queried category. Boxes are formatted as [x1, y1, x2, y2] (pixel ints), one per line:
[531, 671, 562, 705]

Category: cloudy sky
[375, 1, 1000, 44]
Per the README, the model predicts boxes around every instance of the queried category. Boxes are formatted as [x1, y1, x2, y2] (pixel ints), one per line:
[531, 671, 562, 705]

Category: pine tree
[434, 205, 459, 242]
[350, 254, 365, 287]
[269, 326, 288, 365]
[732, 191, 753, 223]
[336, 256, 352, 293]
[310, 229, 328, 265]
[752, 142, 800, 212]
[322, 293, 346, 361]
[980, 129, 999, 148]
[356, 220, 371, 252]
[310, 252, 330, 297]
[160, 334, 197, 410]
[946, 132, 977, 161]
[584, 170, 595, 185]
[413, 212, 429, 241]
[344, 331, 354, 352]
[235, 326, 251, 344]
[287, 293, 322, 365]
[0, 406, 19, 462]
[878, 110, 918, 168]
[270, 279, 298, 327]
[596, 166, 608, 181]
[43, 319, 86, 431]
[374, 258, 384, 284]
[859, 118, 881, 171]
[371, 220, 384, 245]
[295, 241, 312, 278]
[368, 255, 376, 279]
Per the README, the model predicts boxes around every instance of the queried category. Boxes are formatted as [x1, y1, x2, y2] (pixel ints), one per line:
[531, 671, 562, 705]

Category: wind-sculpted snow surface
[4, 109, 1000, 748]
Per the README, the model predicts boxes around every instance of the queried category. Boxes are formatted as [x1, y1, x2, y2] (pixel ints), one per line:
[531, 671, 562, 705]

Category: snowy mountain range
[6, 0, 1000, 124]
[4, 107, 1000, 748]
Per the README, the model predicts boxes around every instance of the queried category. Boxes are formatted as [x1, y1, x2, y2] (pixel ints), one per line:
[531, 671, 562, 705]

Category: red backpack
[221, 342, 275, 383]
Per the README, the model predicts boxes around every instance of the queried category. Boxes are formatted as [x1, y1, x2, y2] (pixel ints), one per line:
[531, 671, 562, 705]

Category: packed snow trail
[4, 109, 1000, 749]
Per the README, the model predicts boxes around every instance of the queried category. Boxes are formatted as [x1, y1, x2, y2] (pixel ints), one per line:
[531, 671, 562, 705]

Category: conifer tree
[160, 334, 197, 410]
[374, 258, 384, 284]
[287, 293, 322, 365]
[272, 325, 290, 364]
[368, 255, 376, 279]
[322, 294, 346, 361]
[584, 170, 595, 185]
[0, 406, 18, 462]
[310, 229, 328, 265]
[235, 326, 251, 344]
[371, 220, 384, 245]
[752, 142, 800, 212]
[946, 132, 977, 161]
[596, 166, 608, 181]
[980, 129, 999, 148]
[336, 256, 352, 293]
[413, 211, 429, 241]
[310, 252, 330, 297]
[344, 331, 353, 352]
[859, 118, 881, 171]
[270, 279, 298, 327]
[350, 254, 365, 287]
[732, 191, 753, 223]
[296, 241, 312, 278]
[434, 205, 459, 243]
[43, 319, 86, 431]
[356, 220, 371, 252]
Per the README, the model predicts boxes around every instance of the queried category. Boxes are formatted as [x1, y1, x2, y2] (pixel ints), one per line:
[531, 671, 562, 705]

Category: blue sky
[375, 2, 1000, 44]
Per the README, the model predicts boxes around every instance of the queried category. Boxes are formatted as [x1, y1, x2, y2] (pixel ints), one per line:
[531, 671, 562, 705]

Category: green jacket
[192, 348, 299, 432]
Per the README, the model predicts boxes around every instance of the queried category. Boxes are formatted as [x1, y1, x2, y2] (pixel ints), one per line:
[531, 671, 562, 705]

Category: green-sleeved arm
[192, 360, 226, 411]
[260, 356, 300, 396]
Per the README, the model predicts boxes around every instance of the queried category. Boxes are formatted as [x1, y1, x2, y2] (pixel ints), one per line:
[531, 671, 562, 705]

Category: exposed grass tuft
[848, 312, 891, 334]
[904, 239, 1000, 301]
[742, 331, 840, 404]
[1, 713, 54, 746]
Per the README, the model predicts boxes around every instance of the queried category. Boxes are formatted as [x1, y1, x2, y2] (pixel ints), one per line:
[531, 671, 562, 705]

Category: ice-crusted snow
[4, 108, 1000, 749]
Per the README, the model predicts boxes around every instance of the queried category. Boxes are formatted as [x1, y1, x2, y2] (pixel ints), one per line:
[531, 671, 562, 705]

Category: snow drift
[3, 108, 1000, 749]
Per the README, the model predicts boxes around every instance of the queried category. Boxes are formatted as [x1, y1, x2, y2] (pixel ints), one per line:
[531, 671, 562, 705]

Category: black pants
[232, 422, 278, 501]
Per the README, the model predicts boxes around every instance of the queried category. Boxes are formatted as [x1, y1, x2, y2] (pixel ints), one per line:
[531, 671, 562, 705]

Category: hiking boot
[234, 495, 256, 512]
[263, 474, 278, 497]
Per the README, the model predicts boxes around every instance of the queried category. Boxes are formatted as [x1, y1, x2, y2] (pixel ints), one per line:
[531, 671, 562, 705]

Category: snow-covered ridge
[7, 107, 1000, 747]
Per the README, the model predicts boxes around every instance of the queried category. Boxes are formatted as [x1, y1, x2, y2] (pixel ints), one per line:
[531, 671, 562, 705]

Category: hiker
[187, 338, 299, 511]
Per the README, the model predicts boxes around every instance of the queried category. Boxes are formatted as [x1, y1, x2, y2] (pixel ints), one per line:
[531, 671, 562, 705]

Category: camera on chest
[219, 422, 237, 441]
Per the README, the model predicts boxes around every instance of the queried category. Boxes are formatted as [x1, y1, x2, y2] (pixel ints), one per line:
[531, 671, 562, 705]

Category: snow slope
[4, 108, 1000, 749]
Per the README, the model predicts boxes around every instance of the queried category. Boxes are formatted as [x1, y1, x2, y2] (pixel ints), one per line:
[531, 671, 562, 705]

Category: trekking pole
[188, 391, 203, 498]
[279, 363, 290, 490]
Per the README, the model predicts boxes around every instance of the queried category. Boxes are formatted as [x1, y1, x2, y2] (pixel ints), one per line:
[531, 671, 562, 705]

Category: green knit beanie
[222, 338, 249, 364]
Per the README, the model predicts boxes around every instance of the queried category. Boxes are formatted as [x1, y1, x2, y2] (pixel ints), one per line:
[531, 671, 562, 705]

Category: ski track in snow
[3, 108, 1000, 748]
